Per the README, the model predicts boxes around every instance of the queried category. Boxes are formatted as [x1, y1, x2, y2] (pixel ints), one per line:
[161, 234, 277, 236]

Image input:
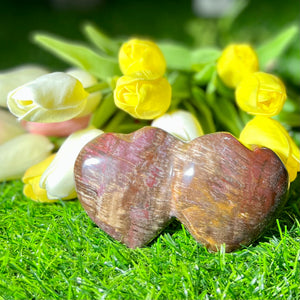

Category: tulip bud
[0, 109, 25, 144]
[217, 44, 259, 88]
[40, 128, 103, 200]
[0, 134, 53, 182]
[7, 72, 89, 123]
[114, 75, 171, 119]
[119, 39, 166, 78]
[22, 154, 58, 203]
[236, 72, 286, 117]
[0, 65, 48, 107]
[239, 116, 300, 182]
[151, 110, 204, 142]
[66, 68, 102, 117]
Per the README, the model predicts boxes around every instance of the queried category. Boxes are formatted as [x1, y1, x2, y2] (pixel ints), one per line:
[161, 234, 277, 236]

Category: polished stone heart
[74, 127, 288, 252]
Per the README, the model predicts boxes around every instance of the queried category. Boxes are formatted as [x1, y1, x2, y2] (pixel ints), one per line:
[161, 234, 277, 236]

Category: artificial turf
[1, 178, 299, 299]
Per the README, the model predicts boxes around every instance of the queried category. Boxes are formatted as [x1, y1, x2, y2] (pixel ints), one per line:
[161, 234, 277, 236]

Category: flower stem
[89, 93, 117, 129]
[85, 82, 110, 93]
[104, 110, 127, 132]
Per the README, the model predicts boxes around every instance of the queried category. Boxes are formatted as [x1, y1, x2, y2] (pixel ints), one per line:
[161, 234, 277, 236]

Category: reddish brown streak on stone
[74, 127, 289, 252]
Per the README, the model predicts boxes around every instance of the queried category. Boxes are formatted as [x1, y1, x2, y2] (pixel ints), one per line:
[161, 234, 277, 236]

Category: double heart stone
[74, 127, 288, 252]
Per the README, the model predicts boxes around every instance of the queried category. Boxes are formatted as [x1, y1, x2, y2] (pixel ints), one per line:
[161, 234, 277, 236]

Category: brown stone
[74, 127, 288, 252]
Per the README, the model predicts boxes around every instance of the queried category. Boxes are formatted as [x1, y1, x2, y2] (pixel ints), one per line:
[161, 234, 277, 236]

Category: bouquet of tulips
[0, 23, 299, 205]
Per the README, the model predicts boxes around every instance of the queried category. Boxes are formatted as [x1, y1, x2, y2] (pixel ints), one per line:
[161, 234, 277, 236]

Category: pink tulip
[21, 114, 91, 137]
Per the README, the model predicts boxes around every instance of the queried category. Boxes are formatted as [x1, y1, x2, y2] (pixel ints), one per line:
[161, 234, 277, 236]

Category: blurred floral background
[1, 0, 299, 88]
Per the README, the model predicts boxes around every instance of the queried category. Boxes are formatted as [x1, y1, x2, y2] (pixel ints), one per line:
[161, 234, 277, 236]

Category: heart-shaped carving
[74, 127, 288, 252]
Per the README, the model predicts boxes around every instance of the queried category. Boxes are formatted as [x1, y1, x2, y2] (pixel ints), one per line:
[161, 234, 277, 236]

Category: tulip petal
[239, 116, 300, 182]
[21, 114, 91, 137]
[119, 39, 166, 78]
[236, 72, 286, 116]
[7, 72, 89, 123]
[239, 117, 290, 158]
[152, 110, 203, 142]
[0, 109, 25, 144]
[40, 128, 103, 199]
[0, 134, 54, 182]
[20, 102, 87, 123]
[0, 65, 48, 107]
[23, 154, 56, 182]
[217, 44, 259, 88]
[66, 68, 102, 117]
[114, 75, 171, 120]
[23, 154, 57, 203]
[23, 176, 56, 203]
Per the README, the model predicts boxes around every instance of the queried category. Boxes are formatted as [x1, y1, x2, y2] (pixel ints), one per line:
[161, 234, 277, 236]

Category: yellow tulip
[7, 72, 89, 123]
[22, 154, 57, 203]
[239, 116, 300, 182]
[217, 44, 259, 88]
[236, 72, 286, 117]
[114, 75, 171, 119]
[119, 39, 166, 78]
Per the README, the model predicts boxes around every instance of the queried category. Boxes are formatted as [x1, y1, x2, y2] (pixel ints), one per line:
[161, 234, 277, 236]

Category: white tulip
[0, 65, 48, 107]
[40, 128, 103, 200]
[151, 110, 204, 142]
[0, 109, 25, 144]
[7, 72, 89, 123]
[66, 68, 102, 117]
[0, 134, 54, 182]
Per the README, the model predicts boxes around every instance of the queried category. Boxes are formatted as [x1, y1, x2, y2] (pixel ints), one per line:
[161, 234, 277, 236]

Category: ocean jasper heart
[74, 127, 288, 251]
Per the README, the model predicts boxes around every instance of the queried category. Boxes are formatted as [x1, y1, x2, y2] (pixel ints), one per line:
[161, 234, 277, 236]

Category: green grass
[1, 179, 299, 299]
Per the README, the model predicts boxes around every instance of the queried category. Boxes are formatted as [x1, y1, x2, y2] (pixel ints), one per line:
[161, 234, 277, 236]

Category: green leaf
[274, 111, 300, 127]
[239, 110, 252, 126]
[193, 63, 216, 85]
[274, 99, 300, 127]
[256, 25, 299, 70]
[159, 42, 220, 72]
[275, 40, 300, 85]
[158, 42, 192, 71]
[191, 87, 216, 134]
[212, 97, 244, 136]
[104, 110, 127, 132]
[33, 33, 121, 80]
[90, 93, 118, 129]
[190, 48, 221, 70]
[167, 71, 190, 99]
[169, 97, 184, 111]
[215, 75, 234, 99]
[182, 100, 198, 118]
[82, 23, 120, 56]
[282, 97, 300, 113]
[206, 70, 218, 104]
[205, 71, 243, 135]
